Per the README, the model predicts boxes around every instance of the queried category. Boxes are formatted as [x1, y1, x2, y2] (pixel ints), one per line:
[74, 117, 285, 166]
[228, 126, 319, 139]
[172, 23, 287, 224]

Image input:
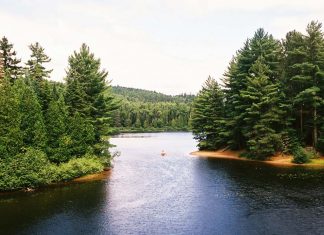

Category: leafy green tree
[0, 36, 21, 81]
[191, 77, 225, 150]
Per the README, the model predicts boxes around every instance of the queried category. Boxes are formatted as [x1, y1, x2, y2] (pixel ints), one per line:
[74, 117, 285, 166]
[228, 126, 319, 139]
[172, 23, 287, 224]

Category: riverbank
[0, 168, 112, 195]
[73, 168, 111, 183]
[191, 150, 324, 167]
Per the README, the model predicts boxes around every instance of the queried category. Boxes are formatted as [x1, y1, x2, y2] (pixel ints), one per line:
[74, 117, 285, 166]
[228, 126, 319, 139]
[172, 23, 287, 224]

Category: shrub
[0, 148, 52, 191]
[0, 150, 105, 191]
[54, 156, 104, 181]
[292, 147, 311, 164]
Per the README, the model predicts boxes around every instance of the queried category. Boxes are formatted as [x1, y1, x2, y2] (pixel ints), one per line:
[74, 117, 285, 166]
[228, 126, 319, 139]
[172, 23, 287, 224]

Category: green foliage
[53, 156, 104, 181]
[0, 148, 105, 191]
[45, 94, 69, 163]
[222, 28, 283, 150]
[240, 58, 287, 159]
[193, 22, 324, 160]
[112, 85, 194, 103]
[26, 42, 52, 80]
[0, 148, 51, 190]
[0, 36, 21, 81]
[65, 44, 117, 155]
[67, 113, 95, 157]
[0, 78, 22, 158]
[14, 78, 47, 150]
[0, 40, 116, 191]
[25, 42, 53, 111]
[112, 86, 192, 132]
[282, 21, 324, 148]
[292, 147, 311, 164]
[191, 77, 225, 150]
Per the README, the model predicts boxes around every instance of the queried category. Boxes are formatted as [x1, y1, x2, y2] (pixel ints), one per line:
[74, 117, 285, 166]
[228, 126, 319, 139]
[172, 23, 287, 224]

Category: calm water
[1, 132, 324, 235]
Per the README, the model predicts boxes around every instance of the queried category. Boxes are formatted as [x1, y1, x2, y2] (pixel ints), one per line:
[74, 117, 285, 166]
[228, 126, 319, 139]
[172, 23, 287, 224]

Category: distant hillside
[112, 86, 195, 103]
[110, 86, 194, 133]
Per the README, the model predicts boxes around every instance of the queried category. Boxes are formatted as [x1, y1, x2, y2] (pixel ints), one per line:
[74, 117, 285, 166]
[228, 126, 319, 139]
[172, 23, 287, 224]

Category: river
[1, 132, 324, 234]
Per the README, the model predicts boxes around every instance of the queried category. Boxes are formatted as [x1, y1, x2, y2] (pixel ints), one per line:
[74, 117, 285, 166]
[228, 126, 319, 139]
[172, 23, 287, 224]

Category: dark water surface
[1, 132, 324, 235]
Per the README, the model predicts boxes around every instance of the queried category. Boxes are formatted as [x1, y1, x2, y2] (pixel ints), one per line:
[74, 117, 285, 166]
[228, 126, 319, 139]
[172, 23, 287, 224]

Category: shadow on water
[0, 181, 108, 235]
[190, 157, 324, 234]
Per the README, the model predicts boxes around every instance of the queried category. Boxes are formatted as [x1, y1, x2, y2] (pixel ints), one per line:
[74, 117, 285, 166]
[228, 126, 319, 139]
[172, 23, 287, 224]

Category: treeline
[191, 21, 324, 163]
[112, 85, 194, 103]
[112, 86, 193, 132]
[0, 38, 116, 191]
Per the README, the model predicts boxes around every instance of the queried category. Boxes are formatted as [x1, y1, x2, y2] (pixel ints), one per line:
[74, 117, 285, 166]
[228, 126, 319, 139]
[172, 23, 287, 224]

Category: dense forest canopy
[191, 21, 324, 163]
[111, 86, 194, 132]
[0, 39, 117, 191]
[112, 86, 194, 103]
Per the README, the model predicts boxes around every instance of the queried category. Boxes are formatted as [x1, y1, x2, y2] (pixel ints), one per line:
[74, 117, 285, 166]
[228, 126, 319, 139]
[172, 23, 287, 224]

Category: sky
[1, 0, 324, 95]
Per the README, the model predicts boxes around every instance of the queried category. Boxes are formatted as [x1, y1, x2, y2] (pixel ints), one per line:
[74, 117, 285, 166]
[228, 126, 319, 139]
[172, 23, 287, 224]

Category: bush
[53, 156, 104, 182]
[0, 148, 52, 191]
[292, 147, 311, 164]
[0, 149, 105, 191]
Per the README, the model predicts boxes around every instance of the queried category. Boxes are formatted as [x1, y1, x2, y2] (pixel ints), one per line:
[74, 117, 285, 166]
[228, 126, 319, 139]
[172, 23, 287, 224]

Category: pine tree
[282, 30, 307, 141]
[26, 42, 53, 111]
[191, 77, 225, 150]
[0, 37, 21, 82]
[0, 78, 23, 158]
[13, 78, 47, 150]
[65, 44, 117, 156]
[240, 58, 287, 159]
[305, 21, 324, 148]
[223, 28, 282, 150]
[67, 113, 95, 157]
[283, 21, 324, 148]
[0, 52, 4, 80]
[26, 42, 52, 80]
[45, 93, 69, 162]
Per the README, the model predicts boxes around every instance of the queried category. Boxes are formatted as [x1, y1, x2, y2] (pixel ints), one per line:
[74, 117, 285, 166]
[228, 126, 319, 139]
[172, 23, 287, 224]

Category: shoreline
[0, 169, 112, 195]
[72, 168, 111, 183]
[191, 150, 324, 168]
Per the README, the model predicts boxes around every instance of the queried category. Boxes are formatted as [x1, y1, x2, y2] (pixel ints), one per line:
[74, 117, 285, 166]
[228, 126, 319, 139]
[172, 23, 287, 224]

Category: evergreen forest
[0, 40, 117, 191]
[111, 86, 194, 133]
[191, 21, 324, 163]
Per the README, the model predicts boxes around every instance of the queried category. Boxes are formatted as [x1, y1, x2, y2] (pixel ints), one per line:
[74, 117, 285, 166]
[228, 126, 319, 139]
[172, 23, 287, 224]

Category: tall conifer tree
[65, 44, 116, 156]
[0, 37, 21, 81]
[191, 77, 225, 150]
[26, 42, 53, 111]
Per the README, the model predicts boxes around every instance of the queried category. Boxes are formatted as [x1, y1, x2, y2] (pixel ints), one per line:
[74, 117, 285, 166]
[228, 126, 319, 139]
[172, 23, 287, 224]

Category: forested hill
[112, 86, 195, 103]
[111, 86, 194, 133]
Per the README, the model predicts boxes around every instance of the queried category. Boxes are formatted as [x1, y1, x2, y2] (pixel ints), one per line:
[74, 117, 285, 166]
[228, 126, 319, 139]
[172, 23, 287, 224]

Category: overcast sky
[1, 0, 324, 95]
